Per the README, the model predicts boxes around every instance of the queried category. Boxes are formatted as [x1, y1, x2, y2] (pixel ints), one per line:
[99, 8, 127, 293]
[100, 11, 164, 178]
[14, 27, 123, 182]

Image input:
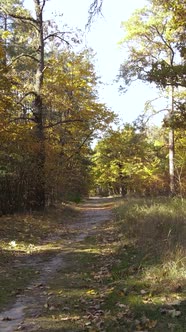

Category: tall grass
[115, 197, 186, 288]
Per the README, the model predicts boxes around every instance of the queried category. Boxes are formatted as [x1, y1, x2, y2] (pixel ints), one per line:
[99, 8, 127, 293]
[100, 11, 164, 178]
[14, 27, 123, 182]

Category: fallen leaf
[168, 323, 176, 329]
[169, 300, 181, 306]
[62, 306, 70, 311]
[49, 306, 56, 311]
[169, 309, 181, 318]
[141, 315, 149, 324]
[2, 317, 13, 321]
[116, 302, 128, 308]
[149, 320, 157, 328]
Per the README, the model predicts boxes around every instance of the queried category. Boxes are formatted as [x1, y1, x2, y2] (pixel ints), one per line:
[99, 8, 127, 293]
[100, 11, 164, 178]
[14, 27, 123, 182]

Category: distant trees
[91, 124, 186, 197]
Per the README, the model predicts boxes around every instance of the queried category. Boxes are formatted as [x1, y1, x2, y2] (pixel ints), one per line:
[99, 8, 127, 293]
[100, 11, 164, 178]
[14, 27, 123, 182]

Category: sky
[24, 0, 165, 126]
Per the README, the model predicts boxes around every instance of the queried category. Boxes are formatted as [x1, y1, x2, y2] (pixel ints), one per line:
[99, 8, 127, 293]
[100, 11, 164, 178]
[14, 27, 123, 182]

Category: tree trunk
[169, 128, 175, 195]
[33, 0, 45, 208]
[118, 163, 127, 197]
[169, 85, 175, 196]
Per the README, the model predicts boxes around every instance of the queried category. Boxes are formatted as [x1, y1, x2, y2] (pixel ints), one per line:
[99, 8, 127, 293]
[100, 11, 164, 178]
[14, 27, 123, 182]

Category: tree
[0, 0, 115, 212]
[0, 1, 87, 208]
[0, 0, 48, 207]
[42, 48, 115, 202]
[91, 124, 166, 196]
[118, 2, 186, 195]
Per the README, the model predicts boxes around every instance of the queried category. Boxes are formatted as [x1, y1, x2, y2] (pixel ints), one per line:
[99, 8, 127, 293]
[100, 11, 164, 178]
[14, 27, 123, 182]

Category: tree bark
[33, 0, 45, 208]
[169, 85, 175, 196]
[169, 128, 175, 195]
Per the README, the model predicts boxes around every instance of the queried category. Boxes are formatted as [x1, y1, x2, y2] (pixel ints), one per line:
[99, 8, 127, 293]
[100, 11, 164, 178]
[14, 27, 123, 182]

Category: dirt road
[0, 198, 114, 332]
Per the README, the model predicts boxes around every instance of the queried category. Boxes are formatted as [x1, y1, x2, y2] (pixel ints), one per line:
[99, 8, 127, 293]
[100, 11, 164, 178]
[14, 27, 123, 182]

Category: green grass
[0, 267, 35, 310]
[0, 197, 186, 331]
[0, 202, 79, 310]
[28, 197, 186, 331]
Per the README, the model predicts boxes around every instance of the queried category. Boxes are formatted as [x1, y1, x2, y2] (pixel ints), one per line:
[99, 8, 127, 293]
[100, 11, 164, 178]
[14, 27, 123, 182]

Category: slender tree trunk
[118, 162, 127, 197]
[2, 14, 7, 65]
[1, 0, 47, 209]
[169, 85, 175, 195]
[33, 0, 45, 208]
[169, 128, 175, 195]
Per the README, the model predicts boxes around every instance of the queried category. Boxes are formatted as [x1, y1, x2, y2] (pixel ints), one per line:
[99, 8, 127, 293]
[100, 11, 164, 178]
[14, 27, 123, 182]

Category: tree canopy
[0, 0, 186, 213]
[0, 0, 115, 213]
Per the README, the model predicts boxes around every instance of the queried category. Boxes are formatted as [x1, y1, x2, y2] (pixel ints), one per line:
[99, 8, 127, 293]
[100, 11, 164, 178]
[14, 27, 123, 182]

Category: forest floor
[0, 197, 185, 331]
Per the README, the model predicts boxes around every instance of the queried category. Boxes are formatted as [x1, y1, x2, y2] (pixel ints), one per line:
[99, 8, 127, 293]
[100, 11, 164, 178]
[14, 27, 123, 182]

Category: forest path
[0, 197, 114, 332]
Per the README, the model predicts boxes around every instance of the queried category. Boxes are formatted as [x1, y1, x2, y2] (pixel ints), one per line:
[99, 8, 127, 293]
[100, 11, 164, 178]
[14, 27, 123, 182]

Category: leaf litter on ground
[0, 197, 186, 331]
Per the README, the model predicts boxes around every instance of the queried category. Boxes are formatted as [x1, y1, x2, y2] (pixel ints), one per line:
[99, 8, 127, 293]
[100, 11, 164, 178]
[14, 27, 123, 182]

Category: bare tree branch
[152, 25, 175, 63]
[44, 34, 71, 46]
[8, 53, 39, 67]
[44, 119, 84, 129]
[44, 31, 72, 41]
[65, 130, 94, 162]
[86, 0, 103, 28]
[41, 0, 46, 12]
[144, 108, 169, 124]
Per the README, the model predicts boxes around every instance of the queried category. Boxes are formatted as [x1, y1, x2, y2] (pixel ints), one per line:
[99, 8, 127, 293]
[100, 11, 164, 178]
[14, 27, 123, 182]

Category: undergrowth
[114, 198, 186, 310]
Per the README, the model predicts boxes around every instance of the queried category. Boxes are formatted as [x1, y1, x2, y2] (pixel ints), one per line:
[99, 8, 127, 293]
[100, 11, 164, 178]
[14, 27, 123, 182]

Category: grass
[0, 197, 186, 331]
[115, 197, 186, 284]
[26, 197, 186, 331]
[0, 267, 35, 309]
[0, 202, 79, 310]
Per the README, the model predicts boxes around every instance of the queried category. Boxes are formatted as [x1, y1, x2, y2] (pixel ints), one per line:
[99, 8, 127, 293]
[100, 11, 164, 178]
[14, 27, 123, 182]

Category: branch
[41, 0, 46, 12]
[44, 119, 84, 129]
[44, 33, 71, 46]
[65, 130, 94, 162]
[18, 91, 38, 103]
[144, 108, 169, 124]
[152, 25, 175, 63]
[44, 31, 72, 41]
[8, 117, 35, 123]
[145, 96, 162, 107]
[74, 131, 93, 152]
[0, 6, 38, 25]
[86, 0, 103, 28]
[8, 53, 39, 67]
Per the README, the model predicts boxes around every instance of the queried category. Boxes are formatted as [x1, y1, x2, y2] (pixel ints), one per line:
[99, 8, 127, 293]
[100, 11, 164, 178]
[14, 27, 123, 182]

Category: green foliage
[119, 1, 186, 89]
[118, 1, 186, 128]
[91, 124, 170, 196]
[118, 0, 186, 196]
[91, 123, 186, 197]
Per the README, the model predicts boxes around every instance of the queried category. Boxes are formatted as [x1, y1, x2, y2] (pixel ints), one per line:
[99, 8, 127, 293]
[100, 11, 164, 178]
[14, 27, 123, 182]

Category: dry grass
[115, 197, 186, 292]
